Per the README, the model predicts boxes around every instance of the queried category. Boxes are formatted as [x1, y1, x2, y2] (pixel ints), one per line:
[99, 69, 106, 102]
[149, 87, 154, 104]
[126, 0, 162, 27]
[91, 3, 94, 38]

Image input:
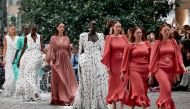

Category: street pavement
[0, 92, 190, 109]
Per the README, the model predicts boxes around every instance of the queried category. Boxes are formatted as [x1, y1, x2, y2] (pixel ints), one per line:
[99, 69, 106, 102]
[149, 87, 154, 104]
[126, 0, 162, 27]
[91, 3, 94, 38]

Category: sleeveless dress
[14, 33, 42, 101]
[73, 32, 109, 109]
[3, 35, 18, 97]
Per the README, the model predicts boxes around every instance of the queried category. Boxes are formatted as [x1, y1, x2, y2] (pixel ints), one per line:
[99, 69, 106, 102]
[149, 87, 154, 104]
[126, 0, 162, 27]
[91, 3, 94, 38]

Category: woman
[46, 23, 78, 105]
[101, 21, 128, 109]
[12, 26, 30, 81]
[127, 28, 133, 42]
[3, 24, 19, 96]
[15, 24, 45, 101]
[120, 27, 150, 109]
[149, 24, 188, 109]
[73, 21, 108, 109]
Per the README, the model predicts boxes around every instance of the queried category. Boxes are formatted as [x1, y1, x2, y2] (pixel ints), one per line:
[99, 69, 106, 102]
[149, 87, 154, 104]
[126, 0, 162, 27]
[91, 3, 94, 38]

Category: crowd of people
[0, 19, 189, 109]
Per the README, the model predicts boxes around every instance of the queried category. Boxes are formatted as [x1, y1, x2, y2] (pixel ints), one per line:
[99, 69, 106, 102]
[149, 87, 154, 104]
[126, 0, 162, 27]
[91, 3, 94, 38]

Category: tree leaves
[20, 0, 176, 44]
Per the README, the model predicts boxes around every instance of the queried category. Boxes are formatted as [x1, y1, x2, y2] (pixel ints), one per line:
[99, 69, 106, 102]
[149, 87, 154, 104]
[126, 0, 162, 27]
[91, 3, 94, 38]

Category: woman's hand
[106, 67, 110, 75]
[120, 73, 124, 81]
[17, 61, 20, 68]
[148, 73, 154, 85]
[12, 59, 15, 64]
[50, 61, 54, 67]
[187, 53, 190, 60]
[184, 67, 189, 73]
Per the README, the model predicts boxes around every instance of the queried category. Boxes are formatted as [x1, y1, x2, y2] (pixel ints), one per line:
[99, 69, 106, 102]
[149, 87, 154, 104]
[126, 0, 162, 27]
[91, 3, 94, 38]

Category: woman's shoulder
[15, 35, 19, 38]
[80, 32, 88, 37]
[64, 36, 70, 41]
[4, 34, 9, 39]
[104, 35, 113, 40]
[50, 35, 56, 40]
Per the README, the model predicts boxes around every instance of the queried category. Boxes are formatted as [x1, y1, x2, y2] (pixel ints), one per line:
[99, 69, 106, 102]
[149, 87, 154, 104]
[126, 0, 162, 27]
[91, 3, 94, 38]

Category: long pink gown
[46, 36, 78, 105]
[101, 35, 128, 104]
[120, 41, 150, 107]
[149, 39, 185, 109]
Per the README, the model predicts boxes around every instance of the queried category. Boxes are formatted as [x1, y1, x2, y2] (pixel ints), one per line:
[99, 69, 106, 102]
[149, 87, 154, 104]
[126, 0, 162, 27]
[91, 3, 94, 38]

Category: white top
[26, 33, 41, 52]
[5, 35, 19, 63]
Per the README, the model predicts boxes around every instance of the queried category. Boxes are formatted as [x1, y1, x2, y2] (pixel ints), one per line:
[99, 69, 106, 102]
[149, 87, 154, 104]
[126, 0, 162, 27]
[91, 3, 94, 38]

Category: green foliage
[20, 0, 177, 44]
[9, 15, 16, 26]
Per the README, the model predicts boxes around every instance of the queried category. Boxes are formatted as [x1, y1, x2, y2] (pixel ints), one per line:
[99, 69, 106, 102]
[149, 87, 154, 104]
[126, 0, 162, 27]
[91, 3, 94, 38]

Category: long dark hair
[55, 23, 66, 36]
[130, 27, 145, 43]
[159, 23, 171, 41]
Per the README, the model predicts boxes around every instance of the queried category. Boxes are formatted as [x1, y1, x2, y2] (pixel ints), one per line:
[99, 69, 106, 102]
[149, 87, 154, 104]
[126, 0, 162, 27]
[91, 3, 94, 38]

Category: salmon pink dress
[120, 41, 150, 107]
[101, 35, 128, 104]
[46, 36, 78, 105]
[149, 39, 185, 109]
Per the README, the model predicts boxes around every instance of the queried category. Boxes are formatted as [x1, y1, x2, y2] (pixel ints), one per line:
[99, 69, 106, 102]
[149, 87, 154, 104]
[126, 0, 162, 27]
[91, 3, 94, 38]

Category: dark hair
[130, 27, 145, 43]
[106, 19, 114, 28]
[126, 28, 133, 38]
[110, 21, 122, 34]
[73, 45, 79, 49]
[183, 25, 190, 30]
[55, 23, 66, 36]
[30, 23, 38, 30]
[171, 30, 179, 39]
[159, 23, 171, 41]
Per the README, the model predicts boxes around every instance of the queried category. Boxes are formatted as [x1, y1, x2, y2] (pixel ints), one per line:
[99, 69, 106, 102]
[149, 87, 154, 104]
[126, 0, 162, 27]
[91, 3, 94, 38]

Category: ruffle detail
[126, 95, 150, 107]
[156, 97, 176, 109]
[118, 90, 129, 104]
[106, 93, 120, 104]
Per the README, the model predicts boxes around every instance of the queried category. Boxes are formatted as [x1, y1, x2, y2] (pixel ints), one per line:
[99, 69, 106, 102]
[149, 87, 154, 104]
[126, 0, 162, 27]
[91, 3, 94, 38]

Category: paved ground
[0, 92, 190, 109]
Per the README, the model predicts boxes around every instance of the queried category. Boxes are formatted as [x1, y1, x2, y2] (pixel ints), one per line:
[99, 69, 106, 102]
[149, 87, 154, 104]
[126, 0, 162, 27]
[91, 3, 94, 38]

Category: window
[8, 0, 18, 6]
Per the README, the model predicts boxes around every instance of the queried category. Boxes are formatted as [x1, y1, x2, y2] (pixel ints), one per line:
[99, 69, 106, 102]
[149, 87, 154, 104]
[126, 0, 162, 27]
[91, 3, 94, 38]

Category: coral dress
[46, 36, 78, 105]
[120, 42, 150, 107]
[101, 35, 128, 104]
[149, 39, 185, 109]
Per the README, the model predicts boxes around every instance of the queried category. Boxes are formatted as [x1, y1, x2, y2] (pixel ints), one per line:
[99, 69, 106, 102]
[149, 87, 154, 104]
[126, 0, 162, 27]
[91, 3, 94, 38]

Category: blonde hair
[8, 24, 16, 36]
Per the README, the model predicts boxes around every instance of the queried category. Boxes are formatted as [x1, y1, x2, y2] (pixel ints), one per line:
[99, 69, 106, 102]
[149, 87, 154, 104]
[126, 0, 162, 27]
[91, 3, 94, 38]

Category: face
[72, 48, 79, 54]
[113, 22, 122, 34]
[160, 26, 171, 39]
[56, 23, 65, 34]
[9, 26, 16, 35]
[89, 21, 97, 32]
[127, 29, 132, 38]
[24, 27, 30, 35]
[31, 26, 37, 35]
[134, 28, 143, 41]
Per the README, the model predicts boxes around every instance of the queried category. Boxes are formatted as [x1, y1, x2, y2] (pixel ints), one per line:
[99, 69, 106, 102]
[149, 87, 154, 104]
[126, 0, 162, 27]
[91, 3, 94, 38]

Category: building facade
[0, 0, 7, 35]
[176, 0, 190, 25]
[6, 0, 19, 27]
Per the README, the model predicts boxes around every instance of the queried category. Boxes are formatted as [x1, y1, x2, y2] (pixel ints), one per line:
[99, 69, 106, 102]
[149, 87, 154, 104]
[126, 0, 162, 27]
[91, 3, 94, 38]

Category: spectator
[0, 47, 5, 92]
[147, 32, 156, 45]
[127, 28, 133, 42]
[103, 19, 114, 37]
[71, 45, 79, 82]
